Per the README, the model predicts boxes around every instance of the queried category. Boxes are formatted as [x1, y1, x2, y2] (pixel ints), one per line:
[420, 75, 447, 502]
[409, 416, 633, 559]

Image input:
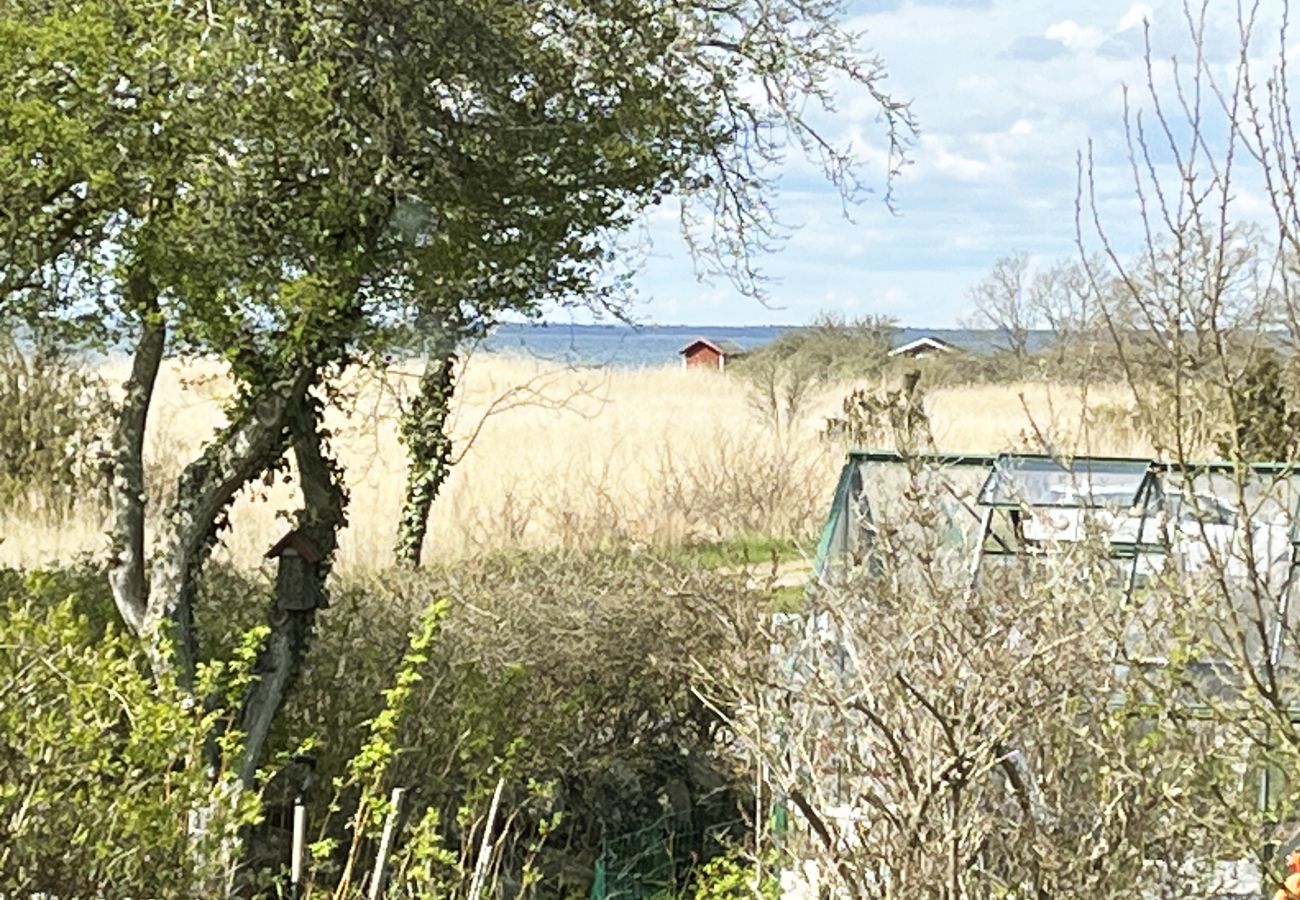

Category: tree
[386, 0, 916, 566]
[1073, 1, 1300, 889]
[0, 0, 344, 702]
[1027, 256, 1106, 367]
[0, 0, 913, 881]
[967, 250, 1035, 366]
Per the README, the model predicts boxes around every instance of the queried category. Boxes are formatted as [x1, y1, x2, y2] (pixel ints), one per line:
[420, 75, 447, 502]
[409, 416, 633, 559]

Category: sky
[585, 0, 1281, 328]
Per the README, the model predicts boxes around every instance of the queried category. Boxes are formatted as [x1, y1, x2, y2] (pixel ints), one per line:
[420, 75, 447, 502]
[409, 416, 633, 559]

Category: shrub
[653, 432, 833, 543]
[0, 551, 773, 896]
[0, 591, 258, 896]
[268, 549, 772, 897]
[824, 372, 932, 451]
[1218, 347, 1300, 461]
[0, 332, 112, 517]
[733, 314, 896, 430]
[690, 848, 781, 900]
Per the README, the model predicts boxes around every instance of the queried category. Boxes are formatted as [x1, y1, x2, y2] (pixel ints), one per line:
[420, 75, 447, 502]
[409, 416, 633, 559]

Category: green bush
[689, 848, 780, 900]
[271, 549, 768, 897]
[0, 562, 120, 638]
[0, 591, 259, 896]
[1218, 347, 1300, 461]
[0, 550, 769, 896]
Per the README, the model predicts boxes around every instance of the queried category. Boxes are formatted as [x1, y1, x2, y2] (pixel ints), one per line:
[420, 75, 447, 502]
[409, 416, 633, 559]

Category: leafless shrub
[699, 458, 1300, 898]
[653, 434, 832, 543]
[824, 370, 932, 452]
[735, 315, 897, 436]
[1085, 400, 1146, 452]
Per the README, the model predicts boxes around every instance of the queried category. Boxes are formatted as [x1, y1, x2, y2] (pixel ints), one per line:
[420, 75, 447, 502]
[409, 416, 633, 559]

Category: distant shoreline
[481, 321, 1044, 367]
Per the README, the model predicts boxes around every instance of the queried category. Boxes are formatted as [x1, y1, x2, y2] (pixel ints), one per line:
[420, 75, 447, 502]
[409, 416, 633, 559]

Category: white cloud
[1009, 118, 1035, 135]
[1045, 19, 1108, 51]
[871, 285, 910, 309]
[1118, 3, 1154, 32]
[919, 135, 991, 181]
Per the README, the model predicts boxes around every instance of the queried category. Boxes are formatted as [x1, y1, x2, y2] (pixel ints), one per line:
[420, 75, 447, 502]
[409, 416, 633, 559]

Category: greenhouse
[794, 451, 1300, 896]
[816, 451, 1300, 610]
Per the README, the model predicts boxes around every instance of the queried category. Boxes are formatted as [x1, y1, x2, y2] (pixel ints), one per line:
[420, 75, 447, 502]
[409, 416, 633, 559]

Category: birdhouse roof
[266, 530, 323, 563]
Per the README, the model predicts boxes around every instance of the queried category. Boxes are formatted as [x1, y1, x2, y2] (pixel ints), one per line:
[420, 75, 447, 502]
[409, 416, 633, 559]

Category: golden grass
[0, 355, 1145, 572]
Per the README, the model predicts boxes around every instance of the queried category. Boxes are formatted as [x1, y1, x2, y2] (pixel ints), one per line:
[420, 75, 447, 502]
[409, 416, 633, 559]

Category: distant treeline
[733, 312, 1300, 390]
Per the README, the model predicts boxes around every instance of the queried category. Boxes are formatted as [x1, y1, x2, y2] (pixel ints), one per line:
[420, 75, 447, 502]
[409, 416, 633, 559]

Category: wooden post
[367, 787, 405, 900]
[466, 778, 505, 900]
[291, 795, 307, 898]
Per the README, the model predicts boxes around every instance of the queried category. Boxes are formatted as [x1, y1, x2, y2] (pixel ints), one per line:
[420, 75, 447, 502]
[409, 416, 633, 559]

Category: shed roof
[888, 336, 959, 357]
[888, 328, 1059, 355]
[679, 337, 747, 357]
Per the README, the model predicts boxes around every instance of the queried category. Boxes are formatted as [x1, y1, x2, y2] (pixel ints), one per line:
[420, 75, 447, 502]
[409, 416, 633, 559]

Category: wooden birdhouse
[266, 530, 327, 611]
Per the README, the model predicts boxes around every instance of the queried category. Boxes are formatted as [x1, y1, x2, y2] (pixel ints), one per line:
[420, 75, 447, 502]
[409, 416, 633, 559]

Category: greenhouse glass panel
[854, 457, 989, 544]
[816, 455, 995, 580]
[978, 455, 1153, 509]
[1162, 470, 1300, 587]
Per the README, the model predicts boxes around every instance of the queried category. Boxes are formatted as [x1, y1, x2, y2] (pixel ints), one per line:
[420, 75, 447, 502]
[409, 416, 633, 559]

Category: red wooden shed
[679, 338, 747, 372]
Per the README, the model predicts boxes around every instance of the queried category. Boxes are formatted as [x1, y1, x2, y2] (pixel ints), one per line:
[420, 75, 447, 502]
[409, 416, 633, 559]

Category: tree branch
[237, 386, 347, 787]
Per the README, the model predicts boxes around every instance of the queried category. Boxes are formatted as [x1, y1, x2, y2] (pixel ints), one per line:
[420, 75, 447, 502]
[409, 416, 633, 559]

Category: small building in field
[888, 335, 960, 360]
[679, 337, 747, 371]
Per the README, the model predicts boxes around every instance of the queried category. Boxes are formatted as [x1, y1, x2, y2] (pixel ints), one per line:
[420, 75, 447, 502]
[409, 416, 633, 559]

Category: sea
[480, 322, 788, 367]
[480, 322, 1026, 367]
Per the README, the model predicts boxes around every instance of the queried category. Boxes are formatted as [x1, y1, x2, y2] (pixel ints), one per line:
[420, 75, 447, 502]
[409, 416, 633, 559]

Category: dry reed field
[0, 355, 1145, 572]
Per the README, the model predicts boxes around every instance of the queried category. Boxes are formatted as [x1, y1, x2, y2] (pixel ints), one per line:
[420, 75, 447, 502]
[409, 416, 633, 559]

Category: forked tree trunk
[107, 314, 318, 690]
[140, 368, 316, 689]
[395, 325, 461, 568]
[107, 334, 322, 892]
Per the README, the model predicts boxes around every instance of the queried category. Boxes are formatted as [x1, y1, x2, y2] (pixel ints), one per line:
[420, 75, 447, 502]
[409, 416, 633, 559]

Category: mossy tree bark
[107, 303, 164, 636]
[395, 321, 462, 569]
[138, 369, 316, 690]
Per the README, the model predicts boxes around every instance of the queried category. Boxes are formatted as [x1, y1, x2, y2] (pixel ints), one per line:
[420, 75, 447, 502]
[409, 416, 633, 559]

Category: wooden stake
[367, 787, 405, 900]
[291, 797, 307, 898]
[466, 778, 505, 900]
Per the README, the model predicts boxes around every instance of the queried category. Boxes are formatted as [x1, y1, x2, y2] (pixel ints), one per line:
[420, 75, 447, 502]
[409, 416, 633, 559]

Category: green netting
[588, 817, 748, 900]
[589, 824, 675, 900]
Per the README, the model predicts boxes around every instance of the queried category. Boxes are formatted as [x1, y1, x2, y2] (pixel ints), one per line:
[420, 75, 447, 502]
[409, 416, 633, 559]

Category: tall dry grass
[0, 355, 1144, 571]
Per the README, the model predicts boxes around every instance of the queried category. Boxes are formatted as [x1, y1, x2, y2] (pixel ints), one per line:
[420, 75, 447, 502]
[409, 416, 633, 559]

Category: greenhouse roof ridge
[844, 449, 1300, 474]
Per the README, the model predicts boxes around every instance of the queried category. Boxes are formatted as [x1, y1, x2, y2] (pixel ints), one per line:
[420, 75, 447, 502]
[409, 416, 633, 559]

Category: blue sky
[589, 0, 1274, 327]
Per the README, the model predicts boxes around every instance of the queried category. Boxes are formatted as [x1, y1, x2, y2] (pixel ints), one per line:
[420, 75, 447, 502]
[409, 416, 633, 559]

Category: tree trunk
[395, 330, 460, 568]
[108, 311, 165, 635]
[174, 375, 327, 896]
[142, 368, 316, 689]
[237, 389, 347, 787]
